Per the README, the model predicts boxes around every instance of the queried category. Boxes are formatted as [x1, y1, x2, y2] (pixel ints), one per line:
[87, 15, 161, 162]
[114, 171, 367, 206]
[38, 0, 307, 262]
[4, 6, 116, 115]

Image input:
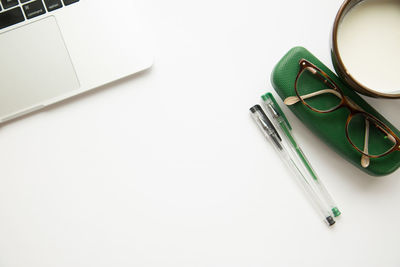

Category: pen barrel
[291, 144, 341, 217]
[278, 143, 335, 226]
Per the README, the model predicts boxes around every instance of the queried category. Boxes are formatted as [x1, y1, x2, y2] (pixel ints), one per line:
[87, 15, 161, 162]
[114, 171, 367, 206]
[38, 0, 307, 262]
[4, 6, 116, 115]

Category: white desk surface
[1, 1, 400, 266]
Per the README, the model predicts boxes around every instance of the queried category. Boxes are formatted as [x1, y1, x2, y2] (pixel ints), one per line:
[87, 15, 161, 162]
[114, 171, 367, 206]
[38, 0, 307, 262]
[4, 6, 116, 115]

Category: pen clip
[262, 93, 292, 131]
[250, 105, 283, 150]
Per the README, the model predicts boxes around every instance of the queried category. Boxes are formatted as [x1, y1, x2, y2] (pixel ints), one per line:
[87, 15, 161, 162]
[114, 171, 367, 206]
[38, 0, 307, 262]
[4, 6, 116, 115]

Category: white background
[1, 0, 400, 266]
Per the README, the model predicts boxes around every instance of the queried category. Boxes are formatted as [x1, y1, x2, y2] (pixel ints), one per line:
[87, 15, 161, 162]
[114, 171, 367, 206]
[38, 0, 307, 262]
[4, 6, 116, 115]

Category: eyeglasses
[284, 59, 400, 168]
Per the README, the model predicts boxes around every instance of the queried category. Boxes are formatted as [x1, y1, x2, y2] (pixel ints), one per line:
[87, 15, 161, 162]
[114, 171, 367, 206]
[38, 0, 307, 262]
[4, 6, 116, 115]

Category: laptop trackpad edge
[0, 16, 80, 120]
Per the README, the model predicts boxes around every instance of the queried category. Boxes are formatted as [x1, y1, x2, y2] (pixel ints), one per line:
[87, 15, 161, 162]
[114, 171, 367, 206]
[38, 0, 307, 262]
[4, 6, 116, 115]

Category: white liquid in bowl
[338, 0, 400, 94]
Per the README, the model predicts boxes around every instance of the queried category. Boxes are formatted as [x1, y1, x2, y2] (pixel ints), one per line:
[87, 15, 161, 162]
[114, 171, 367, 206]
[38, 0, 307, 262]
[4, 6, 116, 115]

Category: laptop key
[1, 0, 18, 9]
[23, 0, 46, 19]
[20, 0, 30, 3]
[62, 0, 78, 6]
[43, 0, 62, 11]
[0, 6, 24, 30]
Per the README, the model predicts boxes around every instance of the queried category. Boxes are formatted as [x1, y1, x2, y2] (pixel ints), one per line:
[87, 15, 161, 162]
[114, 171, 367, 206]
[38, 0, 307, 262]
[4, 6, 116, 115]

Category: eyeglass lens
[296, 66, 342, 112]
[347, 114, 396, 157]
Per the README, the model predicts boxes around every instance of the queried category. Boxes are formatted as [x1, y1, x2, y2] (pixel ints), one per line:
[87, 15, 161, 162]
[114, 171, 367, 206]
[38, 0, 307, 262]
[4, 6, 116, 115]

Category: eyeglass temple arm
[361, 118, 398, 168]
[284, 87, 364, 110]
[284, 89, 342, 106]
[361, 119, 370, 168]
[374, 123, 397, 144]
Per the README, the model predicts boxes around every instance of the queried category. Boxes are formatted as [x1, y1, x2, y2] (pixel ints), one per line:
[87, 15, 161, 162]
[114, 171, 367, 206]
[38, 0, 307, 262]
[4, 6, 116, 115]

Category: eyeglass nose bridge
[340, 95, 364, 114]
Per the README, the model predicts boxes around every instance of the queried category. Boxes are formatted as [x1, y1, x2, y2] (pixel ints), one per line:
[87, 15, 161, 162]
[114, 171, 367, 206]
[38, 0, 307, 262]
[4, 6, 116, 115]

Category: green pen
[262, 93, 341, 218]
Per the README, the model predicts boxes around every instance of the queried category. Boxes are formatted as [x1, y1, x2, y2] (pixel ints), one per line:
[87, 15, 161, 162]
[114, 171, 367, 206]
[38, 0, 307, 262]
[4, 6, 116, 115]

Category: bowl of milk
[332, 0, 400, 98]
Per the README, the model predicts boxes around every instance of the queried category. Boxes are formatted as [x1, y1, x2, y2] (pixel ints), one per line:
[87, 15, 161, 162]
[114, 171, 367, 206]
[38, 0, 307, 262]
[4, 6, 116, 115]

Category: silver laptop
[0, 0, 153, 123]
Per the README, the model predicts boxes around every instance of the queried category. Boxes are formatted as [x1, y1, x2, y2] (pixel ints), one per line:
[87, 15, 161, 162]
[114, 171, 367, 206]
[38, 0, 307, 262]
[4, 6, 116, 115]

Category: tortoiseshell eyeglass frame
[294, 59, 400, 159]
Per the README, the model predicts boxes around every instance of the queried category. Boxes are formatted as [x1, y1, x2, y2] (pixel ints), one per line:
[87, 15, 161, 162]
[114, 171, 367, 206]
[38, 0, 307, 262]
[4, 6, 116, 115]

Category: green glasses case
[271, 47, 400, 176]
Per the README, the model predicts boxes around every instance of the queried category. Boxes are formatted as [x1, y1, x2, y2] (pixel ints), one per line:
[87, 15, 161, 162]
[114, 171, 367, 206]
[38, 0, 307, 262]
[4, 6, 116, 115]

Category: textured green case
[271, 47, 400, 176]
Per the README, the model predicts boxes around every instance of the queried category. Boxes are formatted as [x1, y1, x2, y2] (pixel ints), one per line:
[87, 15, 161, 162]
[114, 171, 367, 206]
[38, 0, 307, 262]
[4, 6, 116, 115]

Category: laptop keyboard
[0, 0, 79, 30]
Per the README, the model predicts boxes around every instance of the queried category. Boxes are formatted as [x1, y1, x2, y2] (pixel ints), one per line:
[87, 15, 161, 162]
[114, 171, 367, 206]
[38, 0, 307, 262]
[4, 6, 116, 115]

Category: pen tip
[332, 207, 341, 217]
[326, 216, 336, 226]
